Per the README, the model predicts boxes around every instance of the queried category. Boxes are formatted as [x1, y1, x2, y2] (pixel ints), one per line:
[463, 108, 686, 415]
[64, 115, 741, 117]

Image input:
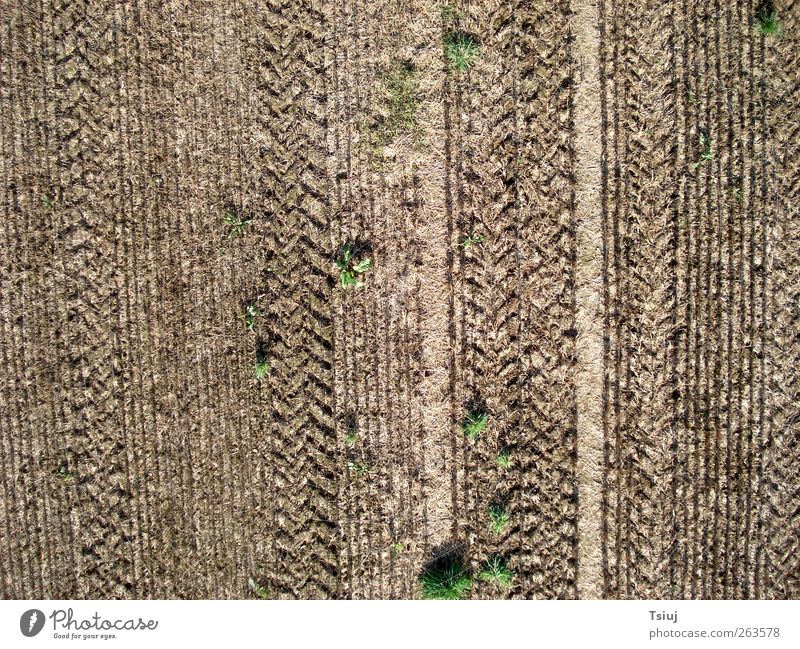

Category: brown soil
[0, 0, 797, 599]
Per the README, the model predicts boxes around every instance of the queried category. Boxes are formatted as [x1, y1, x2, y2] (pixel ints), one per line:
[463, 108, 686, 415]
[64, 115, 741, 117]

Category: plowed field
[0, 0, 797, 599]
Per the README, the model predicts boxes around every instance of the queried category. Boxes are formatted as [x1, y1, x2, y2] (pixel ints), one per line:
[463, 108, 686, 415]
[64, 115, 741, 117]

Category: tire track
[39, 0, 84, 599]
[256, 0, 339, 599]
[49, 0, 137, 597]
[512, 0, 578, 598]
[454, 0, 524, 598]
[450, 0, 579, 599]
[613, 0, 680, 599]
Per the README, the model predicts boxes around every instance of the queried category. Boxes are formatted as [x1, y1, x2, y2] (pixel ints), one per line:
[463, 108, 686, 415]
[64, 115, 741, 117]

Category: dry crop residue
[0, 0, 798, 600]
[447, 1, 579, 599]
[597, 0, 800, 599]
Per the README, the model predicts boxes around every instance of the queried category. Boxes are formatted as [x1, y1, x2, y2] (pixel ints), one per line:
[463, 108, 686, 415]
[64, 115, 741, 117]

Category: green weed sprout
[391, 542, 405, 557]
[756, 10, 781, 36]
[691, 132, 714, 171]
[344, 414, 359, 446]
[336, 244, 373, 288]
[496, 447, 512, 469]
[248, 577, 268, 599]
[420, 555, 473, 600]
[347, 460, 371, 476]
[479, 556, 514, 587]
[462, 408, 489, 441]
[444, 32, 479, 71]
[460, 230, 486, 249]
[55, 463, 74, 482]
[488, 504, 510, 535]
[254, 353, 270, 381]
[224, 208, 253, 238]
[244, 303, 263, 332]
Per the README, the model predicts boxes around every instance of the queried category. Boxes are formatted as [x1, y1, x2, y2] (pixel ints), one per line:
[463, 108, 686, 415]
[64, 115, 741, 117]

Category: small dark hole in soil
[255, 339, 269, 362]
[757, 0, 774, 15]
[465, 396, 486, 414]
[425, 541, 468, 568]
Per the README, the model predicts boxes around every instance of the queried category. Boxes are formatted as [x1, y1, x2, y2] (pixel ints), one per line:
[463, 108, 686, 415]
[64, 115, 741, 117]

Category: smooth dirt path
[413, 2, 456, 553]
[573, 0, 605, 600]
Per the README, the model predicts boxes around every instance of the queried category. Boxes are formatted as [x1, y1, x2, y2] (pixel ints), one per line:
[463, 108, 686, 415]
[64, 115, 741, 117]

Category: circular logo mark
[20, 609, 45, 637]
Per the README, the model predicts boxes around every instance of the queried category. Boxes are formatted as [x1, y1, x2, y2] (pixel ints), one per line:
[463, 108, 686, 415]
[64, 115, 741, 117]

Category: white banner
[1, 600, 798, 648]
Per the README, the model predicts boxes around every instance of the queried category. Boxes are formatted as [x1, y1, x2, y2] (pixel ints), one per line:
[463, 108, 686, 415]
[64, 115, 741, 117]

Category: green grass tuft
[488, 504, 510, 535]
[444, 32, 479, 71]
[248, 577, 268, 599]
[253, 352, 270, 381]
[363, 61, 421, 154]
[55, 463, 74, 482]
[691, 132, 714, 171]
[384, 62, 420, 138]
[756, 10, 781, 36]
[496, 447, 512, 469]
[479, 556, 514, 587]
[462, 407, 489, 441]
[420, 555, 473, 600]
